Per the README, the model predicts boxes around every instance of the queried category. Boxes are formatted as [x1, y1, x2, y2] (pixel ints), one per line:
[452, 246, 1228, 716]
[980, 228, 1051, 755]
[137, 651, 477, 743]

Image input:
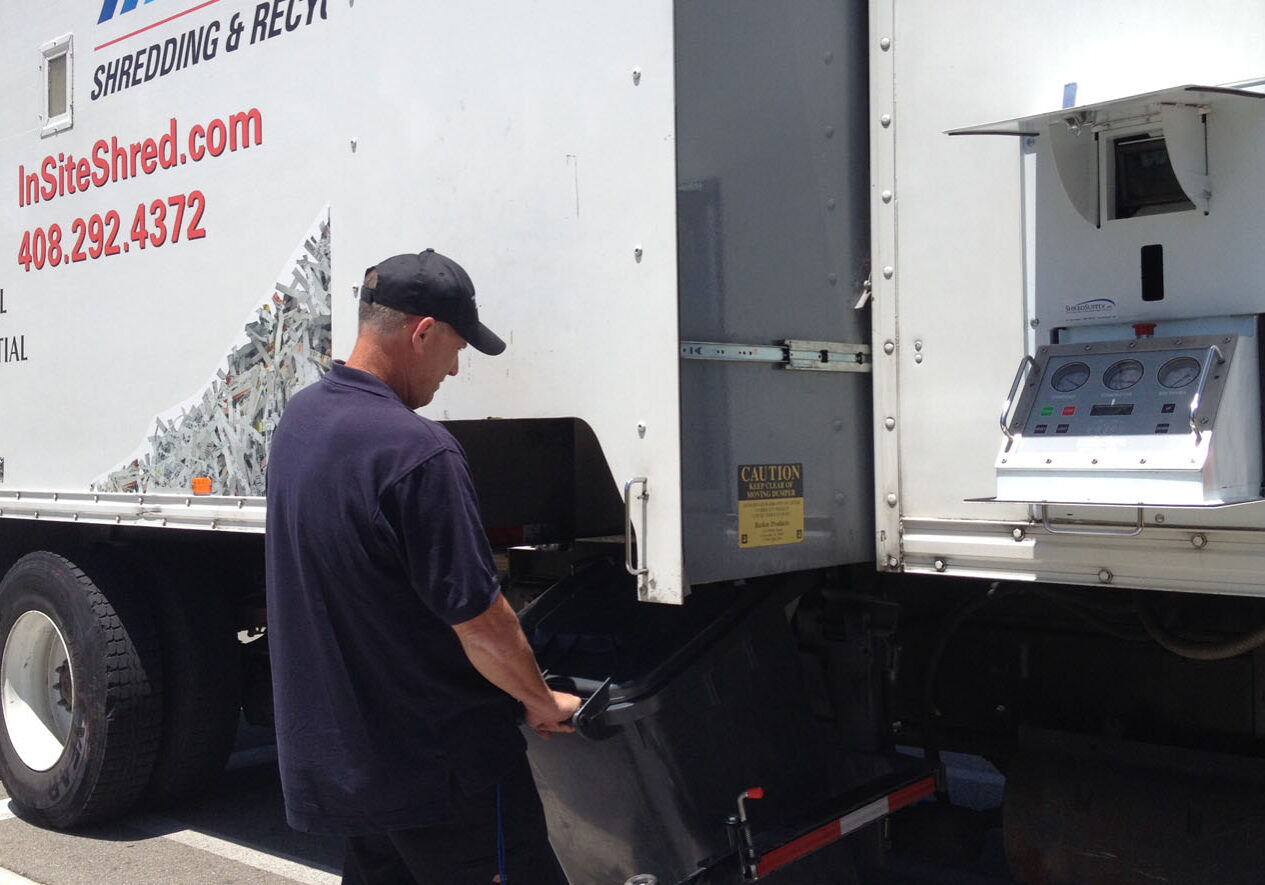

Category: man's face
[411, 319, 467, 408]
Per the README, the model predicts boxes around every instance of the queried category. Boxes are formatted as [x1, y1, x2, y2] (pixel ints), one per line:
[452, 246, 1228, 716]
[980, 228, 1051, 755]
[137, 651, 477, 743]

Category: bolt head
[885, 493, 898, 507]
[881, 190, 893, 203]
[879, 36, 891, 50]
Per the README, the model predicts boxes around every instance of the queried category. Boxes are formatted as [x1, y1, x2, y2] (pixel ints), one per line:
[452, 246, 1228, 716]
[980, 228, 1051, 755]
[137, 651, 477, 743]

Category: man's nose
[448, 355, 460, 376]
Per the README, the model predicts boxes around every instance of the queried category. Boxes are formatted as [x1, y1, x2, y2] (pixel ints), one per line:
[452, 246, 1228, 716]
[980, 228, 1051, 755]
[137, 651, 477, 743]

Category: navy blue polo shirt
[265, 361, 524, 835]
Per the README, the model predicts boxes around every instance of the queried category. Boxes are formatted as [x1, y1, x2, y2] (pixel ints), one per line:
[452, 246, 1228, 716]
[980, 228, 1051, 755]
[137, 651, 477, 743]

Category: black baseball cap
[361, 249, 506, 355]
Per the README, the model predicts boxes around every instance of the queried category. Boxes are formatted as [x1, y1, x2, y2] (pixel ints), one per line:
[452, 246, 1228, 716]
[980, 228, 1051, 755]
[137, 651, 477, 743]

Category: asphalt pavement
[0, 727, 342, 885]
[0, 735, 1013, 884]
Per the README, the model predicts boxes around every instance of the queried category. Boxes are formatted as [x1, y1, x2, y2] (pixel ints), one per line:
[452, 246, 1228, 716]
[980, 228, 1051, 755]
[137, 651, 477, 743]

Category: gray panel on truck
[675, 0, 873, 586]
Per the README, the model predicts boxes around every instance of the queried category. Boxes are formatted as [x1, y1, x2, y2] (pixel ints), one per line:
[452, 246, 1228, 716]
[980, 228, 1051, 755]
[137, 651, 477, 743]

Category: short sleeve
[384, 449, 500, 625]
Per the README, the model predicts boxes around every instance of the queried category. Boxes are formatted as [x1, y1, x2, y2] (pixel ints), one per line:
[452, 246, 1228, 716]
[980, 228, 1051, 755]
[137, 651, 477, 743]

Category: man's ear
[410, 316, 437, 349]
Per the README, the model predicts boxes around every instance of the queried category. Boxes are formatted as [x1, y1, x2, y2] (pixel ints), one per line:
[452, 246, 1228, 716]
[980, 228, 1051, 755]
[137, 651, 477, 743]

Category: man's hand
[525, 690, 582, 740]
[453, 595, 583, 740]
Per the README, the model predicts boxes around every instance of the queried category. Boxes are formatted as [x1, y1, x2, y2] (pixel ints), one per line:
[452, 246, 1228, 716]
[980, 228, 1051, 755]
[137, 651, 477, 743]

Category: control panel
[994, 332, 1261, 505]
[1016, 343, 1226, 439]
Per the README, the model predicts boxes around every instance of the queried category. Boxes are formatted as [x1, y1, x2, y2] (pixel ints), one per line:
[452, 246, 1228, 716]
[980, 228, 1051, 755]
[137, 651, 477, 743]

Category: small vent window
[1111, 134, 1194, 219]
[47, 55, 67, 117]
[41, 35, 73, 136]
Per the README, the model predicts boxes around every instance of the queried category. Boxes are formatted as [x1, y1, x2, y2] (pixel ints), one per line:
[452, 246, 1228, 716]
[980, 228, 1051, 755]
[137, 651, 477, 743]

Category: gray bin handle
[545, 674, 615, 740]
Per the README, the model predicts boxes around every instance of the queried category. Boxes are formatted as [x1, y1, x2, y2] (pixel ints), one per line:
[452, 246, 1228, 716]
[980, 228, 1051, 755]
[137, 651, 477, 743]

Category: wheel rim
[2, 611, 73, 771]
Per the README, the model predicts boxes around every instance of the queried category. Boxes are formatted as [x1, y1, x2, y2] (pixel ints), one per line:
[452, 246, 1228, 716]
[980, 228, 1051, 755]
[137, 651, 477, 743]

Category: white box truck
[5, 0, 1265, 882]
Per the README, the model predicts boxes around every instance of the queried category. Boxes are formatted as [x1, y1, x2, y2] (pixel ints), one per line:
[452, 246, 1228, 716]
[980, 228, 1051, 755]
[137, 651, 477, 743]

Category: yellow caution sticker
[737, 463, 804, 548]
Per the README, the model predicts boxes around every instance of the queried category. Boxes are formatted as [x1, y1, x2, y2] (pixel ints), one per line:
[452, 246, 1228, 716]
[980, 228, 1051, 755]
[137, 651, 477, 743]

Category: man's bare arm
[452, 593, 581, 737]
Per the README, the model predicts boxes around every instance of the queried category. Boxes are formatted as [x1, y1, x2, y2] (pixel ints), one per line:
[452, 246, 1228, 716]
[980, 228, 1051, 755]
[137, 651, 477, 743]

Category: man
[265, 249, 581, 884]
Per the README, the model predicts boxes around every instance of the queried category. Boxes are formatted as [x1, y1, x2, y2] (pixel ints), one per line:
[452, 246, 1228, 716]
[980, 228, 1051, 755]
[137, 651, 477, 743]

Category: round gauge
[1158, 356, 1201, 389]
[1103, 359, 1144, 390]
[1050, 361, 1091, 392]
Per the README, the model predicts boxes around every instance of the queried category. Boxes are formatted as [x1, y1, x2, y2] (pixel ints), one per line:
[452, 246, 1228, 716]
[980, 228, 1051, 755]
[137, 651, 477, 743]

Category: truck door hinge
[680, 339, 872, 373]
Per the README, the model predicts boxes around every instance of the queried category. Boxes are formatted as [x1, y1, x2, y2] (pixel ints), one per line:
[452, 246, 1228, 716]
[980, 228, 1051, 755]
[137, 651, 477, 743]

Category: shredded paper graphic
[99, 211, 332, 496]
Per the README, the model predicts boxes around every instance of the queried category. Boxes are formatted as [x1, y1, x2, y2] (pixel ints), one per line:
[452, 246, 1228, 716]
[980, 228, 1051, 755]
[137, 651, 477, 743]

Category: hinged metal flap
[948, 83, 1265, 224]
[946, 83, 1265, 137]
[966, 496, 1264, 509]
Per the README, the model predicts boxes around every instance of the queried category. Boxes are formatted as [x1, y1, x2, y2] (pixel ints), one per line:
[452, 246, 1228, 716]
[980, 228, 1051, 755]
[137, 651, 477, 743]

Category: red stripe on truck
[95, 0, 221, 52]
[888, 776, 937, 812]
[755, 775, 937, 877]
[756, 818, 843, 877]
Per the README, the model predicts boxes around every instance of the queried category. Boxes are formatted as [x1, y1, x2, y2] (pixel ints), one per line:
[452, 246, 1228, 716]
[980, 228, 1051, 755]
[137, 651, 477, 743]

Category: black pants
[342, 756, 566, 885]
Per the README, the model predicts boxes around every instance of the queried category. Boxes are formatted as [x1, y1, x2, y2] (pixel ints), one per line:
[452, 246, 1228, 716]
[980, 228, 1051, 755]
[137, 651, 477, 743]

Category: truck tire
[0, 551, 162, 827]
[143, 561, 241, 806]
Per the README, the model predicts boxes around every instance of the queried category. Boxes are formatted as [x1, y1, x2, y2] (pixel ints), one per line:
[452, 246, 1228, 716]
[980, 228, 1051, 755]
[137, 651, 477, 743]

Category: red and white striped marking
[755, 775, 936, 877]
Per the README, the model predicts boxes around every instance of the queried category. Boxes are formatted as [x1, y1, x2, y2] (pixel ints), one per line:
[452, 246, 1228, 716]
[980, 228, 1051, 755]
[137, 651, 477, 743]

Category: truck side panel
[876, 0, 1265, 593]
[3, 1, 688, 599]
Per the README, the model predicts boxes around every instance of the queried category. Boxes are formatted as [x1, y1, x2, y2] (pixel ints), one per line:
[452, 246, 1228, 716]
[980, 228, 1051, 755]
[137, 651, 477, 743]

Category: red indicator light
[1062, 406, 1076, 416]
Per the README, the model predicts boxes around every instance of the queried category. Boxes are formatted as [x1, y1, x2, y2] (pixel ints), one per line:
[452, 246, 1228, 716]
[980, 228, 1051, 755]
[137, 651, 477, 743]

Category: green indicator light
[1040, 406, 1054, 417]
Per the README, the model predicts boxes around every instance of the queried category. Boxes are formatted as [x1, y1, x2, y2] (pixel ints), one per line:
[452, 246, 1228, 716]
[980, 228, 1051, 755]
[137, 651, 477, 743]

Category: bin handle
[624, 477, 649, 577]
[572, 676, 613, 738]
